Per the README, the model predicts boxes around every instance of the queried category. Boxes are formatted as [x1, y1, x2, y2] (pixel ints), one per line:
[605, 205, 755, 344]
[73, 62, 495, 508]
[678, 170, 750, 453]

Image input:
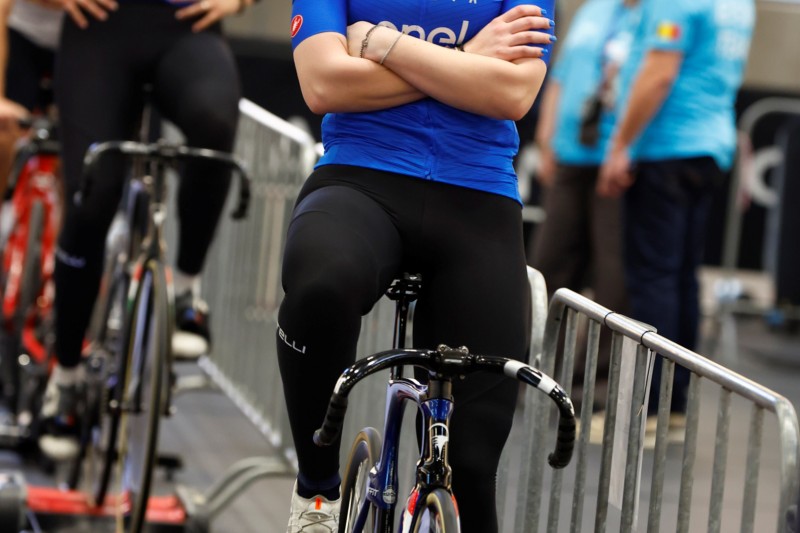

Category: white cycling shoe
[286, 481, 341, 533]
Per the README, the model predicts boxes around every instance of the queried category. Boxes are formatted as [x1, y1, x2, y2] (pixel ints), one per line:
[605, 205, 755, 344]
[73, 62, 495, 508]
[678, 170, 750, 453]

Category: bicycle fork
[399, 380, 456, 533]
[361, 377, 456, 533]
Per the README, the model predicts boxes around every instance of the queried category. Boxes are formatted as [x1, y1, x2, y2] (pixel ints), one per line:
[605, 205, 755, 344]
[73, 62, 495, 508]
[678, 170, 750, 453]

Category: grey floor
[1, 293, 799, 532]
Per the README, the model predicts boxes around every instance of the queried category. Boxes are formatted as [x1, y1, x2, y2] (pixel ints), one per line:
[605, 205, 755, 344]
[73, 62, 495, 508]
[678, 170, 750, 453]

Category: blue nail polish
[542, 48, 550, 54]
[550, 35, 557, 42]
[549, 19, 556, 27]
[540, 8, 547, 15]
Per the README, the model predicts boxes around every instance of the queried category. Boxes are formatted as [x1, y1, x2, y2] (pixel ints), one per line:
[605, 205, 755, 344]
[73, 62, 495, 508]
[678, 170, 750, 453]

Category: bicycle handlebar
[14, 116, 59, 153]
[313, 345, 576, 470]
[78, 140, 251, 220]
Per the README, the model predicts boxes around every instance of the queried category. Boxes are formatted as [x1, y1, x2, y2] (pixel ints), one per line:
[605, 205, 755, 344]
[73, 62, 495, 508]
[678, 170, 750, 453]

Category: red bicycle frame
[1, 146, 62, 364]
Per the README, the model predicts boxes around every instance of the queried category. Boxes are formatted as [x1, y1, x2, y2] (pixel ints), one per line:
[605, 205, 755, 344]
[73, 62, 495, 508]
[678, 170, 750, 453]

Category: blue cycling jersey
[291, 0, 554, 203]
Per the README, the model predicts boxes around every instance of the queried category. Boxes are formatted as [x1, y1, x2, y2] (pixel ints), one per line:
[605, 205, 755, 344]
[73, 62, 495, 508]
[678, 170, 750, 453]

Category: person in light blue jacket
[599, 0, 755, 417]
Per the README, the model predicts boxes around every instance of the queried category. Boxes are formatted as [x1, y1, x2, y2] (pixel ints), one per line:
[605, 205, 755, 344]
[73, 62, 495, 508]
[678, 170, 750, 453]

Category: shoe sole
[172, 332, 208, 360]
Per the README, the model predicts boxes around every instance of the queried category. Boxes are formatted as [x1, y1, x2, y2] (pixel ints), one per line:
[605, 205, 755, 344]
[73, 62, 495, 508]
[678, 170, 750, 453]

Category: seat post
[386, 273, 421, 379]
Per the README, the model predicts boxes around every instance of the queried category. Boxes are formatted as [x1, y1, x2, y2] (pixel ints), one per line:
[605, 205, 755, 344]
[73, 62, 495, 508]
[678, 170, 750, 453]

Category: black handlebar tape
[78, 143, 108, 204]
[313, 392, 349, 447]
[548, 412, 576, 469]
[77, 168, 94, 207]
[230, 171, 251, 220]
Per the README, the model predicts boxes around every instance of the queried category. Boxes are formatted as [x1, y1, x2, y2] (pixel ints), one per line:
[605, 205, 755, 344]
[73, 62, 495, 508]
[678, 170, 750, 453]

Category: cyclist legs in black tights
[154, 31, 239, 276]
[277, 183, 404, 496]
[53, 10, 240, 369]
[277, 166, 529, 533]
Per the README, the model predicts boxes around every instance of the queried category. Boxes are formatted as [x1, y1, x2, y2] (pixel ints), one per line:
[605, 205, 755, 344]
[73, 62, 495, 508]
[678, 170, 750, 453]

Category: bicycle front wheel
[339, 427, 382, 533]
[409, 489, 460, 533]
[115, 260, 170, 533]
[80, 182, 156, 505]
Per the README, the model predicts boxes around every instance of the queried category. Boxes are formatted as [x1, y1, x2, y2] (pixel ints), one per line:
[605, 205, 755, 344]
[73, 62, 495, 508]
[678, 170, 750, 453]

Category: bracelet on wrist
[379, 32, 404, 65]
[360, 25, 381, 59]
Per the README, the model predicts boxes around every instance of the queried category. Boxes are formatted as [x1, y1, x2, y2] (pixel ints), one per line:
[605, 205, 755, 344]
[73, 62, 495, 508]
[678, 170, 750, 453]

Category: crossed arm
[293, 5, 553, 120]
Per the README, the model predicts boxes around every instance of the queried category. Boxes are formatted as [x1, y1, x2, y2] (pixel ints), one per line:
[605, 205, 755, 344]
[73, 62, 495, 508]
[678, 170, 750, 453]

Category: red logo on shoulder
[291, 15, 304, 38]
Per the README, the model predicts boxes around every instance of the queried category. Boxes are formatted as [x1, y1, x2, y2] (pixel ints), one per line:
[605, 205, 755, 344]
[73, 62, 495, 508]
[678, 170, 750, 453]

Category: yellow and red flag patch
[656, 21, 681, 41]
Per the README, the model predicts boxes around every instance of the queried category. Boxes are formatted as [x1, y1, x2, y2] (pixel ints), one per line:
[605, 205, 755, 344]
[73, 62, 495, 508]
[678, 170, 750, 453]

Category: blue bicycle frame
[313, 276, 575, 533]
[352, 375, 454, 533]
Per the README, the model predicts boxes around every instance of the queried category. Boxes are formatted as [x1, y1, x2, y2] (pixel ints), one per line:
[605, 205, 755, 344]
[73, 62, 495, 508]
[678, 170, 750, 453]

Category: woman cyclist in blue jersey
[37, 0, 250, 459]
[280, 2, 555, 531]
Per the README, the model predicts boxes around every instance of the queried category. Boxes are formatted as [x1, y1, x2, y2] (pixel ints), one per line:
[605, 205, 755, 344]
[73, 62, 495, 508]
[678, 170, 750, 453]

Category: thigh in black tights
[53, 5, 240, 367]
[277, 165, 530, 533]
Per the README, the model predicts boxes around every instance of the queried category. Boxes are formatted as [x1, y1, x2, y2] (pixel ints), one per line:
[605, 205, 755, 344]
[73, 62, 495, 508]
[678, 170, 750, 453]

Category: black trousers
[53, 4, 241, 366]
[529, 163, 629, 409]
[277, 165, 531, 533]
[6, 28, 55, 112]
[624, 156, 722, 413]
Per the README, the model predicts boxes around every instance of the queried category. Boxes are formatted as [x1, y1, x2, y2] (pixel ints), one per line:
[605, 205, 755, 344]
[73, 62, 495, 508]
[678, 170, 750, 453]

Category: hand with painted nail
[173, 0, 242, 32]
[463, 4, 555, 61]
[59, 0, 118, 29]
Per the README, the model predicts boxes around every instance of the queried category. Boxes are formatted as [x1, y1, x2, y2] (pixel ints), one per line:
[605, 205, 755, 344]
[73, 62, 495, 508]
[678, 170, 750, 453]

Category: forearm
[294, 33, 425, 115]
[535, 80, 560, 146]
[611, 52, 680, 151]
[366, 26, 546, 120]
[0, 31, 7, 97]
[0, 6, 10, 96]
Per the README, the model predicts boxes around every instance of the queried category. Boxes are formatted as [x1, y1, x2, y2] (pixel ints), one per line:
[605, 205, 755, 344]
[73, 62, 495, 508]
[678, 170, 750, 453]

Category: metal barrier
[197, 99, 317, 465]
[512, 287, 800, 533]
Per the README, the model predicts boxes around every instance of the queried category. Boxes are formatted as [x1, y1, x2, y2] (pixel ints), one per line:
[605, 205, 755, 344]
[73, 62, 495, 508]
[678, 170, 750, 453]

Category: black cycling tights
[6, 29, 55, 112]
[277, 166, 531, 533]
[53, 4, 240, 367]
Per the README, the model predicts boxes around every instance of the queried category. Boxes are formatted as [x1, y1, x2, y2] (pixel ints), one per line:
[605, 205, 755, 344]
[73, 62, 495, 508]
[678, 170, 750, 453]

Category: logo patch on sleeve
[291, 15, 304, 38]
[656, 21, 681, 41]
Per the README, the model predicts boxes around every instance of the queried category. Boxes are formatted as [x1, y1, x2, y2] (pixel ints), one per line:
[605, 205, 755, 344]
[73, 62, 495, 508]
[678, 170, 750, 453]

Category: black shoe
[38, 368, 84, 461]
[173, 290, 211, 359]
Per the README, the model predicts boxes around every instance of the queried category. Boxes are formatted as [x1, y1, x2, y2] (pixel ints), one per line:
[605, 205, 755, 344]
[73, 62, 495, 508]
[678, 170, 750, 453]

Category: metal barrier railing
[198, 99, 317, 465]
[514, 287, 800, 533]
[497, 265, 550, 530]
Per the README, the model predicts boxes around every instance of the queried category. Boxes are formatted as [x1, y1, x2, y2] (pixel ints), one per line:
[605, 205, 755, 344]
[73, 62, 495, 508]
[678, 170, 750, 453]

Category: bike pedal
[157, 453, 184, 472]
